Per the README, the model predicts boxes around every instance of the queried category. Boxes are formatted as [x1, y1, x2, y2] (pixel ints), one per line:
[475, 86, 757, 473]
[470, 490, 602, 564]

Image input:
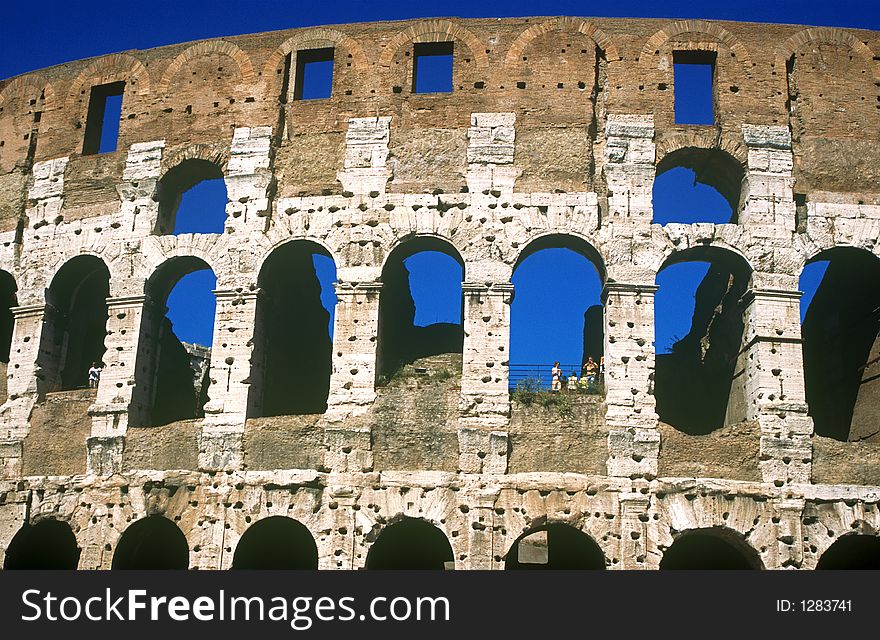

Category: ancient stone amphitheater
[0, 16, 878, 570]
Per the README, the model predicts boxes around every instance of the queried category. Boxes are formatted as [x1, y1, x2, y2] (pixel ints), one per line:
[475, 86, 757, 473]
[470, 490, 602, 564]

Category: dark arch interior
[112, 516, 189, 570]
[3, 519, 80, 569]
[654, 147, 745, 221]
[256, 241, 335, 416]
[505, 523, 606, 570]
[156, 159, 226, 235]
[376, 237, 464, 382]
[654, 247, 750, 434]
[139, 257, 215, 426]
[232, 516, 318, 569]
[660, 529, 761, 569]
[365, 518, 454, 570]
[816, 535, 880, 569]
[801, 248, 880, 441]
[0, 270, 17, 363]
[46, 256, 110, 391]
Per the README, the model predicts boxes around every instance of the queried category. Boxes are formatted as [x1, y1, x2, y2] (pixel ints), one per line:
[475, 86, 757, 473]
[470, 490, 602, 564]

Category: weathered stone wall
[0, 16, 879, 569]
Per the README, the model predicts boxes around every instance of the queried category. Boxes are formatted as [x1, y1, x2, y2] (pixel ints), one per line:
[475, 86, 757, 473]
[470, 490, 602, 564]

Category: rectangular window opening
[83, 81, 125, 155]
[673, 50, 716, 125]
[413, 42, 454, 94]
[293, 48, 334, 100]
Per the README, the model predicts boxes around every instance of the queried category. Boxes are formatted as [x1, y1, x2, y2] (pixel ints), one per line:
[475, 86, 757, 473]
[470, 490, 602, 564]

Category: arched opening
[232, 516, 318, 569]
[365, 518, 454, 570]
[654, 247, 750, 434]
[660, 527, 762, 569]
[376, 237, 464, 384]
[253, 241, 337, 417]
[42, 255, 110, 392]
[800, 248, 880, 441]
[112, 516, 189, 569]
[510, 235, 604, 393]
[3, 519, 80, 569]
[0, 270, 18, 402]
[653, 147, 744, 224]
[816, 534, 880, 569]
[505, 523, 606, 570]
[133, 257, 215, 426]
[156, 159, 226, 235]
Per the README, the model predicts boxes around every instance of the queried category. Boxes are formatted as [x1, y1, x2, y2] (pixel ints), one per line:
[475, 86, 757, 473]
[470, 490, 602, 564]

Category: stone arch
[255, 235, 339, 278]
[0, 74, 58, 111]
[504, 17, 620, 69]
[655, 132, 747, 170]
[3, 518, 81, 569]
[158, 39, 256, 94]
[512, 232, 606, 282]
[381, 233, 466, 277]
[377, 19, 489, 71]
[112, 515, 189, 569]
[364, 516, 455, 570]
[161, 142, 230, 173]
[155, 158, 227, 235]
[66, 53, 151, 108]
[639, 19, 753, 71]
[504, 521, 606, 569]
[777, 27, 878, 80]
[660, 526, 763, 569]
[262, 28, 369, 78]
[231, 516, 319, 569]
[817, 533, 880, 569]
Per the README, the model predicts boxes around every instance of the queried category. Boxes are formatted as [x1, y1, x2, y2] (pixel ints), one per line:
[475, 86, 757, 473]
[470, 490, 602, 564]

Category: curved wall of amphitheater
[1, 16, 879, 570]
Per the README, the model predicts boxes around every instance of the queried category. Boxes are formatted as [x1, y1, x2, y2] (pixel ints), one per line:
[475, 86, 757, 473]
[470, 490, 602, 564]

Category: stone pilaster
[325, 282, 382, 421]
[336, 117, 392, 195]
[26, 157, 68, 228]
[740, 124, 795, 235]
[773, 496, 806, 569]
[618, 490, 651, 569]
[739, 288, 812, 484]
[603, 282, 660, 478]
[465, 112, 520, 196]
[603, 115, 655, 223]
[225, 126, 274, 234]
[117, 140, 164, 235]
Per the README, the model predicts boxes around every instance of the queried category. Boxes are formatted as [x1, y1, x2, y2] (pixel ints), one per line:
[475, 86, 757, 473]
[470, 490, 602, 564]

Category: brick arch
[777, 26, 878, 79]
[377, 19, 489, 71]
[639, 19, 753, 70]
[0, 74, 57, 111]
[161, 143, 230, 172]
[655, 130, 747, 168]
[158, 39, 256, 94]
[262, 28, 369, 78]
[504, 17, 620, 70]
[66, 53, 151, 108]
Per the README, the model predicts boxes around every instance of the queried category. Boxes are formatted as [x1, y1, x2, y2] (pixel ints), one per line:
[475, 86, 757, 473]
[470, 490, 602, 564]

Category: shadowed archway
[112, 516, 189, 570]
[816, 534, 880, 569]
[3, 519, 80, 569]
[660, 527, 762, 569]
[232, 516, 318, 569]
[365, 518, 454, 570]
[505, 523, 606, 570]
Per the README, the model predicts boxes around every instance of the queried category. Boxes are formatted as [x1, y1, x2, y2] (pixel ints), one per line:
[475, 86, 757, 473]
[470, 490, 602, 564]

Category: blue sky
[2, 1, 875, 360]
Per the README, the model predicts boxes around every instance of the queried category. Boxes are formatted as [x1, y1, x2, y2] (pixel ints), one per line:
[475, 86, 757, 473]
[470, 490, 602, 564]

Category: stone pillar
[117, 140, 164, 235]
[773, 496, 805, 569]
[87, 294, 158, 474]
[336, 117, 392, 196]
[602, 282, 660, 478]
[325, 282, 382, 421]
[26, 157, 68, 228]
[603, 115, 655, 224]
[0, 304, 48, 477]
[225, 126, 274, 234]
[465, 112, 520, 196]
[618, 490, 651, 569]
[739, 288, 812, 484]
[740, 125, 795, 233]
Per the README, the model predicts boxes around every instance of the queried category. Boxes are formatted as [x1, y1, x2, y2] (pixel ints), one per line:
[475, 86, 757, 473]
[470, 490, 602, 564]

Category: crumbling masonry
[0, 16, 879, 569]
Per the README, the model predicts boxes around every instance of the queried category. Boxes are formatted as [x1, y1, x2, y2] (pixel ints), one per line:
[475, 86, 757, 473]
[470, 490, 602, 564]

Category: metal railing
[508, 363, 598, 391]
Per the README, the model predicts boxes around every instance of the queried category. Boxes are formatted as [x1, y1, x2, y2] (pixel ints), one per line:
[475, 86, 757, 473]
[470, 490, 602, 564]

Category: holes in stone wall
[232, 516, 318, 569]
[800, 248, 880, 442]
[816, 534, 880, 569]
[112, 516, 189, 569]
[673, 50, 716, 125]
[660, 527, 762, 569]
[43, 255, 110, 392]
[413, 42, 454, 94]
[253, 241, 337, 417]
[156, 159, 226, 235]
[505, 523, 606, 569]
[653, 147, 744, 223]
[82, 81, 125, 155]
[376, 238, 463, 384]
[3, 519, 81, 569]
[293, 48, 335, 100]
[365, 518, 454, 569]
[654, 247, 750, 434]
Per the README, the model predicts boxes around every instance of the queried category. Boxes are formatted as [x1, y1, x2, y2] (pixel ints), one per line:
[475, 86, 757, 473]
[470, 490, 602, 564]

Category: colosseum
[0, 15, 878, 571]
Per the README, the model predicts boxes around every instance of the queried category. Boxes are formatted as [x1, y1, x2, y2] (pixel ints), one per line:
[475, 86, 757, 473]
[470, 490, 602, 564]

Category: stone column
[602, 115, 655, 224]
[116, 140, 164, 235]
[0, 304, 49, 477]
[618, 490, 651, 569]
[325, 282, 382, 421]
[336, 117, 392, 196]
[602, 282, 660, 478]
[225, 126, 274, 234]
[739, 288, 812, 484]
[740, 125, 795, 232]
[465, 112, 520, 196]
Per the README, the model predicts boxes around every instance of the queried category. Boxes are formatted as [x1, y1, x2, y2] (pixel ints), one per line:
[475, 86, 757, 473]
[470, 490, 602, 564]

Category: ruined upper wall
[1, 16, 879, 230]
